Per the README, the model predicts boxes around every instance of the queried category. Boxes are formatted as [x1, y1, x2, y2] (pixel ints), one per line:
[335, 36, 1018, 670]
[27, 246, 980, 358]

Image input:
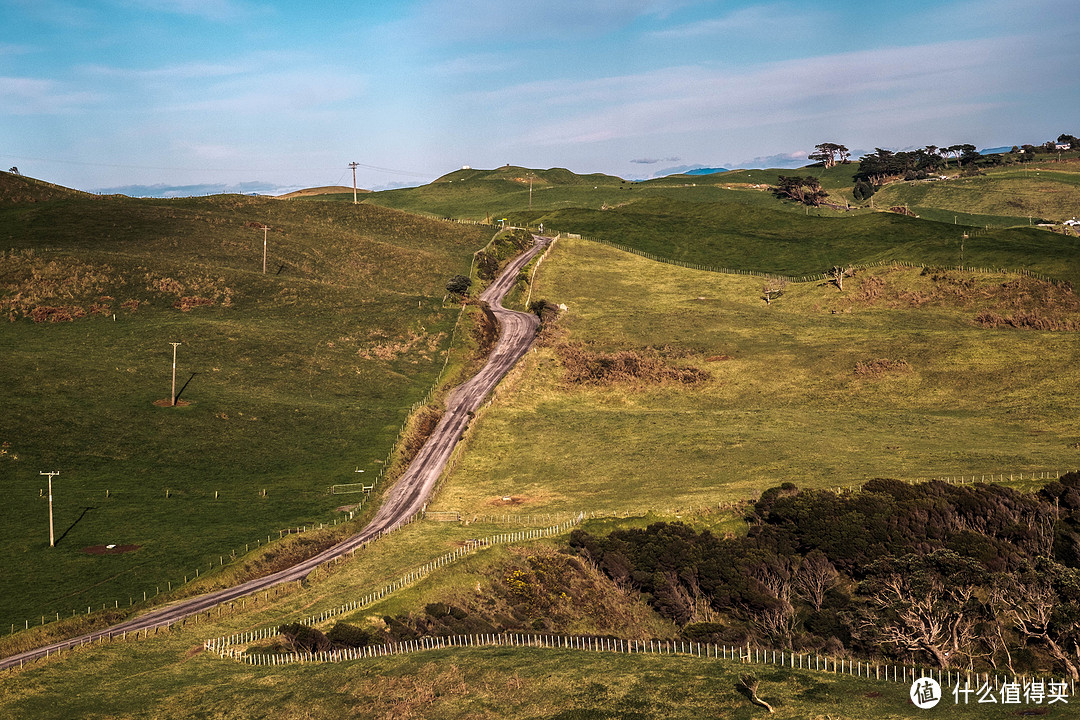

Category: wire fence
[206, 513, 584, 649]
[204, 630, 1076, 701]
[558, 234, 1060, 286]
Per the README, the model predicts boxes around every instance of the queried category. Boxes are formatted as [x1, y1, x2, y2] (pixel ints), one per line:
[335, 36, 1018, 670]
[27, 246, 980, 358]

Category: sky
[2, 0, 1078, 196]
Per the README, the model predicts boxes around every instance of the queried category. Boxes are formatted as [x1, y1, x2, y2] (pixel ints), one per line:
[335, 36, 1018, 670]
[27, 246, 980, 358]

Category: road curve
[0, 235, 551, 671]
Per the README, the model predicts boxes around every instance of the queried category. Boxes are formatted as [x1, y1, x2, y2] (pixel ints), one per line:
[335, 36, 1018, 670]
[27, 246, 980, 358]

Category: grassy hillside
[0, 173, 493, 629]
[360, 160, 1080, 235]
[429, 238, 1080, 517]
[510, 197, 1080, 287]
[1, 516, 1049, 719]
[873, 162, 1080, 225]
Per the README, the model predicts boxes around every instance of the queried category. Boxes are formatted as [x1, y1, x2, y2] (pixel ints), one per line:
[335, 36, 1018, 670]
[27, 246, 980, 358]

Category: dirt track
[0, 235, 551, 671]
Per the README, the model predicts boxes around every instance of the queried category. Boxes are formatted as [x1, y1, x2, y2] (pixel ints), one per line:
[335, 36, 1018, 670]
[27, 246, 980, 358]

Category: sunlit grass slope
[0, 173, 492, 628]
[0, 516, 1054, 720]
[430, 239, 1080, 516]
[513, 198, 1080, 286]
[873, 162, 1080, 225]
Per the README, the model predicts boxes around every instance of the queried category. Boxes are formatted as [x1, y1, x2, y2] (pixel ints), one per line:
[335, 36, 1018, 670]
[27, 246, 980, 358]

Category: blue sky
[2, 0, 1078, 195]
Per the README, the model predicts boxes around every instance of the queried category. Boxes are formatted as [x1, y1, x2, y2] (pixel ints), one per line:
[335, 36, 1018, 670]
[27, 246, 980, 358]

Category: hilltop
[0, 170, 92, 203]
[276, 185, 369, 199]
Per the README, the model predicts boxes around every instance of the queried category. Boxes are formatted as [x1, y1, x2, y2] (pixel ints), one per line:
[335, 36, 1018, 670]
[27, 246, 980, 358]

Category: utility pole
[261, 224, 269, 273]
[41, 471, 59, 547]
[169, 342, 181, 406]
[348, 162, 360, 205]
[529, 173, 534, 209]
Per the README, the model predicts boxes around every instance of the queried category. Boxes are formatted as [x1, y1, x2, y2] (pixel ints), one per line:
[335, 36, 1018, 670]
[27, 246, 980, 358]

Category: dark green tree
[773, 175, 828, 206]
[445, 274, 472, 296]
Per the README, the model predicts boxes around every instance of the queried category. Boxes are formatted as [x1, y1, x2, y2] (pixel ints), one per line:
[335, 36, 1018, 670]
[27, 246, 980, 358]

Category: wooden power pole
[41, 471, 59, 547]
[169, 342, 181, 406]
[349, 162, 360, 205]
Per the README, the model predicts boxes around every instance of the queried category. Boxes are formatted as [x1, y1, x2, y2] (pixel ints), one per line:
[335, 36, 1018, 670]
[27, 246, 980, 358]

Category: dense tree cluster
[772, 176, 828, 206]
[570, 474, 1080, 678]
[854, 148, 947, 185]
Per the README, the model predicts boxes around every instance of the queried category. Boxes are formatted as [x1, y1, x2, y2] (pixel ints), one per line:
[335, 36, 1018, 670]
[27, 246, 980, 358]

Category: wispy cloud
[391, 0, 704, 43]
[630, 156, 680, 164]
[0, 76, 101, 114]
[483, 35, 1055, 149]
[649, 3, 814, 40]
[118, 0, 261, 22]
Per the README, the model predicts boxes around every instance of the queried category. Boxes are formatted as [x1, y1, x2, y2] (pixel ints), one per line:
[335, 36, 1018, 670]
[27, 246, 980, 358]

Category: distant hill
[0, 170, 90, 203]
[432, 165, 621, 186]
[682, 167, 729, 176]
[277, 185, 369, 198]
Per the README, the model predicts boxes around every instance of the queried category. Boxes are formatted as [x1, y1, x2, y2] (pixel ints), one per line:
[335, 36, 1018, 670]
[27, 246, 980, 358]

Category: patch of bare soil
[557, 342, 710, 387]
[82, 544, 141, 555]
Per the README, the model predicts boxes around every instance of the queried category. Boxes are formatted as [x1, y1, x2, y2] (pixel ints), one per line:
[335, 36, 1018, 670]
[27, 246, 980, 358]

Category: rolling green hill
[510, 197, 1080, 287]
[0, 171, 493, 628]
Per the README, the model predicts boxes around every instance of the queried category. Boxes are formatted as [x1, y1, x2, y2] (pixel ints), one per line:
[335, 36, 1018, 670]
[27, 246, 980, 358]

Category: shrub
[446, 274, 471, 296]
[326, 622, 373, 648]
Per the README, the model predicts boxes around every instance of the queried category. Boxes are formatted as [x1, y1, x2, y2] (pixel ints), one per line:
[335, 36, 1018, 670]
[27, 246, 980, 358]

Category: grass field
[0, 173, 494, 630]
[428, 239, 1080, 517]
[873, 162, 1080, 225]
[0, 517, 1071, 719]
[5, 167, 1080, 718]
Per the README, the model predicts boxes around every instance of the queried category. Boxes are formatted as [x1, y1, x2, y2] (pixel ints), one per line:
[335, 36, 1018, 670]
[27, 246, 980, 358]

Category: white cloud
[478, 34, 1064, 151]
[648, 3, 815, 40]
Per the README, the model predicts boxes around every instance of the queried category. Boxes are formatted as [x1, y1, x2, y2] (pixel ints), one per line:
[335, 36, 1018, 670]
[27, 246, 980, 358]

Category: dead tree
[794, 550, 839, 611]
[828, 265, 853, 291]
[993, 576, 1080, 683]
[761, 278, 787, 305]
[736, 674, 774, 713]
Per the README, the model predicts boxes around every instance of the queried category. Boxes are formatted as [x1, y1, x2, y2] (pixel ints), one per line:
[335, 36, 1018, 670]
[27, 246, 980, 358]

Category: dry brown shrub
[854, 358, 911, 376]
[402, 406, 444, 459]
[88, 303, 111, 315]
[121, 298, 140, 312]
[150, 277, 184, 295]
[558, 342, 710, 387]
[173, 296, 214, 311]
[974, 310, 1080, 331]
[29, 305, 86, 323]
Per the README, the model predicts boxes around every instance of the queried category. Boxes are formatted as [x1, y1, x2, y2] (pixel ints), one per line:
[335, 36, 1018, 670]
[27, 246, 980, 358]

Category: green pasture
[0, 182, 492, 630]
[508, 198, 1080, 287]
[0, 517, 1067, 719]
[873, 163, 1080, 225]
[429, 239, 1080, 517]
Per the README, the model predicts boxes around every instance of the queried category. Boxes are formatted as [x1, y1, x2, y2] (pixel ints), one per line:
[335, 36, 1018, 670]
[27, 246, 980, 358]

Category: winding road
[0, 234, 551, 671]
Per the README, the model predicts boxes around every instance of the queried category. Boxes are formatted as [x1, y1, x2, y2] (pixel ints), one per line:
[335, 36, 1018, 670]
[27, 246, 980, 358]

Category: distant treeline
[570, 474, 1080, 681]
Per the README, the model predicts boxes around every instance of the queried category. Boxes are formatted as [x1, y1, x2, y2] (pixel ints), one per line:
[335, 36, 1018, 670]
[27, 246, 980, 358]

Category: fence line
[204, 513, 584, 652]
[11, 468, 1074, 638]
[543, 233, 1060, 286]
[204, 631, 1076, 700]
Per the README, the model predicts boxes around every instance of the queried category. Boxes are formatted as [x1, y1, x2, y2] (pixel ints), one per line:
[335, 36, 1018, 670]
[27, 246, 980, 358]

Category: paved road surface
[0, 235, 551, 671]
